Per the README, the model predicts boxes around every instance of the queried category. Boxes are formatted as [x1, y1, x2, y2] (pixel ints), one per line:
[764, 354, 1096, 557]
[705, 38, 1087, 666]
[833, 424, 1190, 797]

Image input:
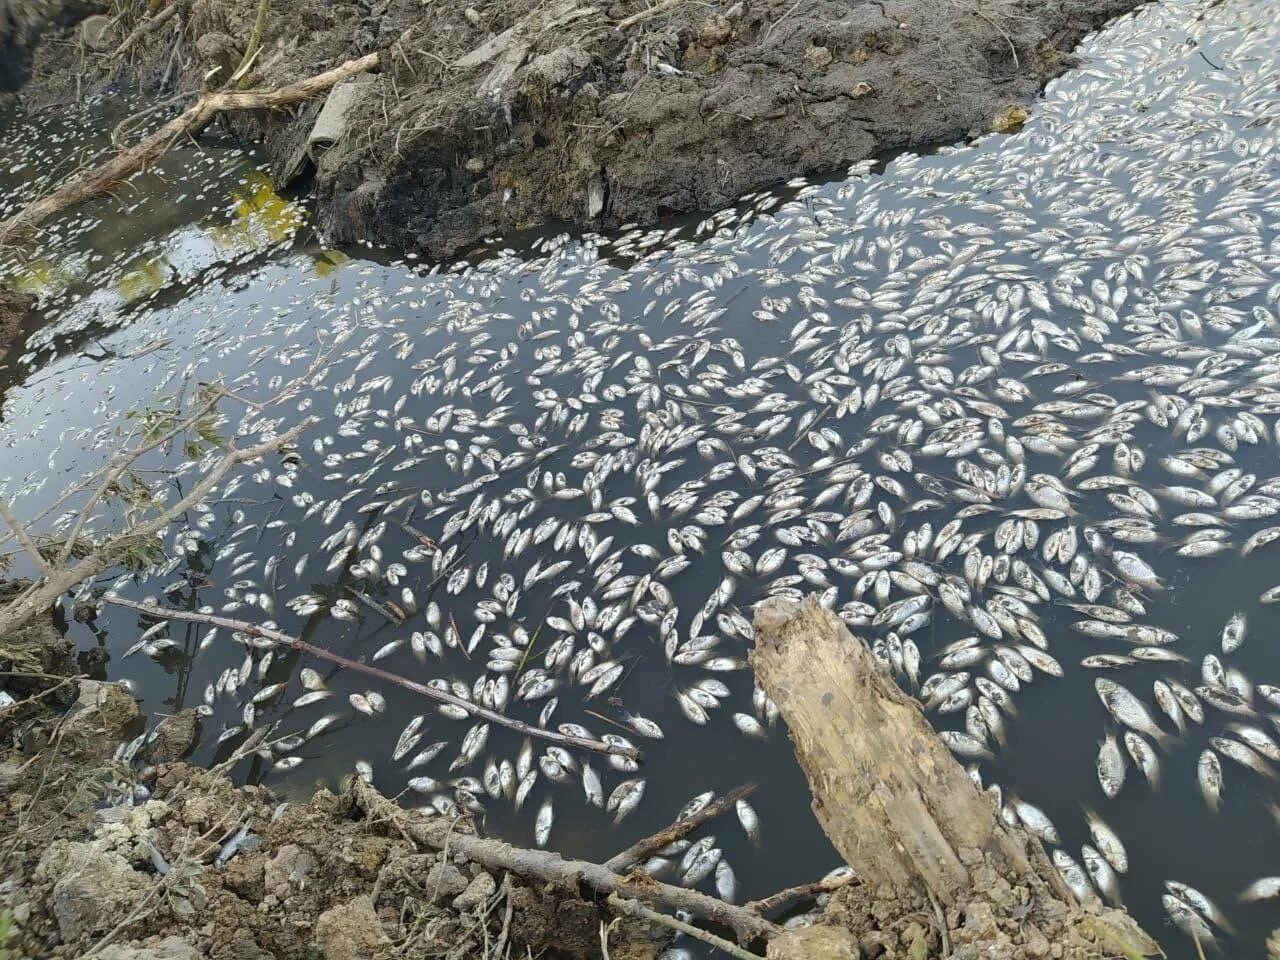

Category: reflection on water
[3, 0, 1280, 956]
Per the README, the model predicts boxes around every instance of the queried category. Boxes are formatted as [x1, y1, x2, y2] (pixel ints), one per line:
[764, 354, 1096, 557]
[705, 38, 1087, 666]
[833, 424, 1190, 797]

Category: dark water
[4, 0, 1280, 955]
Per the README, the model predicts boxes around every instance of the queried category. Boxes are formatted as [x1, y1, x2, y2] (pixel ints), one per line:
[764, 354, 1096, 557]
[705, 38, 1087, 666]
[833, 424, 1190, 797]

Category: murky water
[4, 0, 1280, 955]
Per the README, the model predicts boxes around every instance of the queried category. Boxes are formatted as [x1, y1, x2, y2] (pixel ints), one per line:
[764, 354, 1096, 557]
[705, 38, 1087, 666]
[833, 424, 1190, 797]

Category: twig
[0, 418, 316, 639]
[953, 1, 1019, 69]
[0, 499, 53, 574]
[113, 2, 179, 58]
[599, 918, 617, 960]
[0, 675, 86, 718]
[615, 0, 687, 30]
[230, 0, 271, 87]
[352, 779, 779, 945]
[103, 596, 641, 761]
[605, 893, 766, 960]
[745, 873, 860, 916]
[605, 783, 755, 873]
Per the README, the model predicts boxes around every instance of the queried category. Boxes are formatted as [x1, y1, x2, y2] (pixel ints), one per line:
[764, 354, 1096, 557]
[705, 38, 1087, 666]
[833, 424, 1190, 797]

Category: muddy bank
[1, 586, 1168, 960]
[0, 286, 33, 361]
[22, 0, 1144, 257]
[0, 665, 664, 959]
[0, 0, 102, 93]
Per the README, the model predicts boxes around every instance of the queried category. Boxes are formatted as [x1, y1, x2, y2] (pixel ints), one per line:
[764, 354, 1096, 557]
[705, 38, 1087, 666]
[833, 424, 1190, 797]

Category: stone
[78, 14, 113, 51]
[452, 871, 496, 911]
[805, 45, 832, 69]
[314, 895, 389, 960]
[769, 925, 862, 960]
[264, 843, 316, 897]
[699, 15, 732, 47]
[425, 861, 469, 901]
[35, 841, 153, 941]
[62, 679, 141, 747]
[96, 936, 202, 960]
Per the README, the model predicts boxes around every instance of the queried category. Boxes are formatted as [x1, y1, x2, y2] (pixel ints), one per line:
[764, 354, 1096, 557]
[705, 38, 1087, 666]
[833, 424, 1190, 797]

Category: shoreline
[14, 0, 1147, 258]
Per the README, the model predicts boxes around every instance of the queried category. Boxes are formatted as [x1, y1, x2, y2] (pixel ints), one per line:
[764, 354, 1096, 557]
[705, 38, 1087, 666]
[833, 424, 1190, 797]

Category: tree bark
[750, 595, 1035, 904]
[750, 596, 1160, 959]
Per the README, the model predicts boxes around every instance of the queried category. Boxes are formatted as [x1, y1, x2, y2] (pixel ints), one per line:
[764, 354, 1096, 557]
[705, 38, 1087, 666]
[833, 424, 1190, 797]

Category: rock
[769, 925, 862, 960]
[700, 15, 732, 47]
[35, 840, 153, 941]
[314, 895, 389, 960]
[78, 14, 112, 51]
[149, 709, 200, 763]
[96, 936, 202, 960]
[452, 871, 496, 911]
[993, 104, 1030, 133]
[264, 843, 316, 897]
[425, 860, 469, 901]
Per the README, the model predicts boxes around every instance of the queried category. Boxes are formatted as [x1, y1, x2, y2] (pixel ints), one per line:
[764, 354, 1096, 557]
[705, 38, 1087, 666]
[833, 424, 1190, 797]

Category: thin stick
[0, 675, 86, 718]
[0, 499, 53, 574]
[1191, 929, 1207, 960]
[745, 873, 859, 916]
[605, 894, 766, 960]
[103, 596, 641, 761]
[615, 0, 687, 30]
[605, 783, 755, 873]
[113, 2, 178, 58]
[230, 0, 271, 87]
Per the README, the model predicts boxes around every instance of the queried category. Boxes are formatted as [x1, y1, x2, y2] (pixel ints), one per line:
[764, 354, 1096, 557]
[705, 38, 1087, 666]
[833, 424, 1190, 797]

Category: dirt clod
[313, 896, 389, 960]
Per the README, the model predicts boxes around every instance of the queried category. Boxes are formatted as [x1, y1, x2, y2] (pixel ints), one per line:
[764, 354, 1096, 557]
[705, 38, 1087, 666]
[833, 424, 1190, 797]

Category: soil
[18, 0, 1145, 257]
[0, 286, 34, 362]
[0, 601, 666, 960]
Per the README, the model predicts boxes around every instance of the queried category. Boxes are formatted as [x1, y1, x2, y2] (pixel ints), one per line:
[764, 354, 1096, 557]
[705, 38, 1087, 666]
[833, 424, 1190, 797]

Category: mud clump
[23, 0, 1144, 257]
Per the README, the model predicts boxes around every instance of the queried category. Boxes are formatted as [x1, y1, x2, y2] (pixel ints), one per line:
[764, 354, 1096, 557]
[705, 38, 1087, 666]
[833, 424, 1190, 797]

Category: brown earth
[0, 614, 665, 960]
[18, 0, 1145, 258]
[0, 285, 34, 362]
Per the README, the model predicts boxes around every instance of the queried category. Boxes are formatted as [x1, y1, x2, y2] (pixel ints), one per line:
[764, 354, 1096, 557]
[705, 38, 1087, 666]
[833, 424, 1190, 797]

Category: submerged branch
[102, 596, 642, 761]
[605, 782, 755, 873]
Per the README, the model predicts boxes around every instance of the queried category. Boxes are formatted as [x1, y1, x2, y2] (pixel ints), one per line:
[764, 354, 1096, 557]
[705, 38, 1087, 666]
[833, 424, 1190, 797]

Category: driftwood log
[750, 596, 1160, 959]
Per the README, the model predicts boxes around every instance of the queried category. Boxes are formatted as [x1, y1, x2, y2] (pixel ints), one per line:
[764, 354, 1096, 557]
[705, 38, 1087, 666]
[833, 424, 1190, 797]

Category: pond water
[3, 0, 1280, 954]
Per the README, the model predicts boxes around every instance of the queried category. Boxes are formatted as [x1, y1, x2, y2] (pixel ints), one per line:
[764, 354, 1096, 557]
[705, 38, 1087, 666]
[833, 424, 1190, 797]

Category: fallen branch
[351, 779, 780, 945]
[606, 893, 765, 960]
[604, 783, 755, 873]
[103, 596, 641, 762]
[0, 418, 316, 639]
[745, 874, 859, 917]
[0, 53, 380, 246]
[113, 2, 179, 58]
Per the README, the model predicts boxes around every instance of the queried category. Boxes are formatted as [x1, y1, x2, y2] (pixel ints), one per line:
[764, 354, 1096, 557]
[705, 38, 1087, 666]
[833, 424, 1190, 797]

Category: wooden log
[750, 596, 1161, 959]
[751, 595, 1033, 904]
